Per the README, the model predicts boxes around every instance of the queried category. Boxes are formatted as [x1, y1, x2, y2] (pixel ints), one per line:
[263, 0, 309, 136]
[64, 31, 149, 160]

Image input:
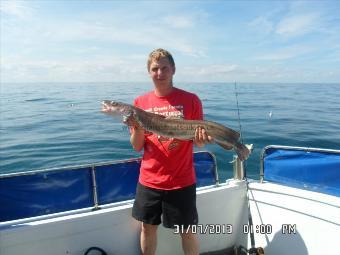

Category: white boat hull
[0, 181, 248, 255]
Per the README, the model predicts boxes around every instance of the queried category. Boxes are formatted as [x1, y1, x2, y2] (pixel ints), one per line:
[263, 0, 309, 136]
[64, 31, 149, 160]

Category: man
[128, 49, 211, 255]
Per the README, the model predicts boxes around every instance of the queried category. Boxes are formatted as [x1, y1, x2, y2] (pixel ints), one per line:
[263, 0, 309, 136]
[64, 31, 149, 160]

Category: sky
[1, 0, 340, 83]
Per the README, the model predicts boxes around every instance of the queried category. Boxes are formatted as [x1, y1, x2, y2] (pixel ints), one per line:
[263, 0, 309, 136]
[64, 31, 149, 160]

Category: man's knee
[141, 223, 158, 235]
[180, 231, 197, 240]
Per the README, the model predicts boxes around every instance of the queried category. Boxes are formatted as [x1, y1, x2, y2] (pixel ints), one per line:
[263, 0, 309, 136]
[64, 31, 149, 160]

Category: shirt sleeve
[191, 94, 203, 120]
[133, 97, 139, 107]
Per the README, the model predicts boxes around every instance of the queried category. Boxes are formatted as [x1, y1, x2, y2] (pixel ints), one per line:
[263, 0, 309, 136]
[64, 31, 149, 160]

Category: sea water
[1, 82, 339, 180]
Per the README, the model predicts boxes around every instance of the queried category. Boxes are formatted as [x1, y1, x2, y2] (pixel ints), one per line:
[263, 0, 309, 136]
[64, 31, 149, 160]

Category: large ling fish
[102, 100, 250, 161]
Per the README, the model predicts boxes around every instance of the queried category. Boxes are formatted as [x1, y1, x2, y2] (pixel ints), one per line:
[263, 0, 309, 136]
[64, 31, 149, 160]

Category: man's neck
[154, 83, 174, 97]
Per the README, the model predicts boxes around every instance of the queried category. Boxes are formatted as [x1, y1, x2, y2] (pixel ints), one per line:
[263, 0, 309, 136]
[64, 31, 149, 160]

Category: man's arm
[130, 127, 145, 152]
[122, 115, 145, 152]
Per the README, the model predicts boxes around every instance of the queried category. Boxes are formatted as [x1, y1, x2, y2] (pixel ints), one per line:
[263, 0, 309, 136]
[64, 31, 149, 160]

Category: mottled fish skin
[102, 100, 250, 161]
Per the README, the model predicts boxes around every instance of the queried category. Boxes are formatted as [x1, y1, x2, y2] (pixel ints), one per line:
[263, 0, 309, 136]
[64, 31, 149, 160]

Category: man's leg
[132, 183, 163, 254]
[141, 222, 158, 255]
[163, 184, 199, 255]
[180, 232, 199, 255]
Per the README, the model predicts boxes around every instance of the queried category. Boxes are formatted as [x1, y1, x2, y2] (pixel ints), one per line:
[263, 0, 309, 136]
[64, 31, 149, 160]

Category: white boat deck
[248, 181, 340, 255]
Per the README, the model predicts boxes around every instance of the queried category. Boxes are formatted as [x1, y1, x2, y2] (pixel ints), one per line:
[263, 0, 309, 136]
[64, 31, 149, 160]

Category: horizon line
[1, 81, 340, 85]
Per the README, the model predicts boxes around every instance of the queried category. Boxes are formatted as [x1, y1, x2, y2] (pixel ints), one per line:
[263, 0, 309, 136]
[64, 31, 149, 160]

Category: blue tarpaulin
[0, 151, 217, 222]
[263, 146, 340, 197]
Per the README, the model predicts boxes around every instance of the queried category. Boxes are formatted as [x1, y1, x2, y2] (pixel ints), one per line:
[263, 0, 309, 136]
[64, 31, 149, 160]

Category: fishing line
[233, 82, 263, 255]
[234, 82, 247, 178]
[234, 82, 244, 145]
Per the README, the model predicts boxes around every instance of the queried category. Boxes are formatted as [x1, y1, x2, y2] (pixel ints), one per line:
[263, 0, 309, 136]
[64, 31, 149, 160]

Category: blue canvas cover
[0, 151, 217, 222]
[95, 151, 217, 205]
[0, 167, 94, 222]
[95, 160, 141, 204]
[194, 152, 218, 187]
[263, 146, 340, 196]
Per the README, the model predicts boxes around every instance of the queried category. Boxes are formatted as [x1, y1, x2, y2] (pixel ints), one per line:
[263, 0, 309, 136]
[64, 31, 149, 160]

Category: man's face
[148, 57, 175, 87]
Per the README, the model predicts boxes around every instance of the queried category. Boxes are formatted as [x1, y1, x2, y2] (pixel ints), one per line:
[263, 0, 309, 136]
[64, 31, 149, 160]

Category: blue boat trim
[260, 145, 340, 197]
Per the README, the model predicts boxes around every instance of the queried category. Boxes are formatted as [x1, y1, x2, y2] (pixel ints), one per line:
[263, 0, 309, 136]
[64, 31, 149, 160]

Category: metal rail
[0, 157, 142, 179]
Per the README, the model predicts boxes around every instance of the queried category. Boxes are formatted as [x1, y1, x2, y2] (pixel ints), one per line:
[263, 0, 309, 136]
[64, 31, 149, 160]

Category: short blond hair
[147, 48, 175, 71]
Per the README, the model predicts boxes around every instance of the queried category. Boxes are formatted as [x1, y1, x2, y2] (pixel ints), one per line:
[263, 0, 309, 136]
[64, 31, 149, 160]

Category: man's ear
[172, 65, 176, 75]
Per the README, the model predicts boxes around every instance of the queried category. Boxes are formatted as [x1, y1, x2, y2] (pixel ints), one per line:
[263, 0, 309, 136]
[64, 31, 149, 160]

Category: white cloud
[2, 53, 339, 83]
[276, 13, 320, 37]
[1, 1, 339, 83]
[203, 64, 238, 75]
[163, 15, 194, 29]
[248, 16, 274, 34]
[176, 64, 239, 82]
[257, 52, 293, 61]
[0, 0, 34, 19]
[2, 16, 205, 58]
[1, 55, 148, 82]
[255, 44, 315, 61]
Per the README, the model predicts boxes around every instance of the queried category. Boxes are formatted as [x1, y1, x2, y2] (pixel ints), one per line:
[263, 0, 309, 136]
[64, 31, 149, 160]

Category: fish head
[102, 100, 134, 116]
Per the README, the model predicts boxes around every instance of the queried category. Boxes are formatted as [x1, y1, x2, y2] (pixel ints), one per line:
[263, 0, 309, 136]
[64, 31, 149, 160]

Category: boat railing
[231, 144, 253, 181]
[0, 151, 218, 222]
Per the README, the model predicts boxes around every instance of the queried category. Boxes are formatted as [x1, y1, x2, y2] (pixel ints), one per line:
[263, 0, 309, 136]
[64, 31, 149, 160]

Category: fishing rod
[233, 82, 264, 255]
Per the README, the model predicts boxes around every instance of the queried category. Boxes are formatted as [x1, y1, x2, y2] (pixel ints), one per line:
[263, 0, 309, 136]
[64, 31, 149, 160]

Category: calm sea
[1, 82, 339, 180]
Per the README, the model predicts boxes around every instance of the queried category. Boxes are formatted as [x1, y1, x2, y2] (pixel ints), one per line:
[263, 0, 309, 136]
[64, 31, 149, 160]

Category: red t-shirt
[134, 87, 203, 190]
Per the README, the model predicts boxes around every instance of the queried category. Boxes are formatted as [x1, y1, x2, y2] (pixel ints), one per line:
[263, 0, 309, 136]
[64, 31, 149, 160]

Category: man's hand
[194, 127, 213, 147]
[128, 116, 145, 152]
[123, 115, 141, 130]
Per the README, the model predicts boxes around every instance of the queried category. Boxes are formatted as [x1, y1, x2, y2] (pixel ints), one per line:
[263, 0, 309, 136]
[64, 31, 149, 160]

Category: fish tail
[235, 143, 250, 161]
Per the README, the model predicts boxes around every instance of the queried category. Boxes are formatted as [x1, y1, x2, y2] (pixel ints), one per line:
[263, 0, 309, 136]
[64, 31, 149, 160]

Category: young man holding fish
[103, 48, 211, 255]
[132, 48, 212, 255]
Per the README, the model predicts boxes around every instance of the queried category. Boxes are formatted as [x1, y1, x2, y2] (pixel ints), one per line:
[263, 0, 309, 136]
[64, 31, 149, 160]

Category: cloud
[254, 45, 314, 61]
[1, 55, 148, 82]
[163, 15, 194, 29]
[1, 1, 339, 83]
[276, 13, 320, 37]
[2, 15, 205, 58]
[248, 16, 274, 34]
[202, 64, 238, 75]
[2, 53, 339, 83]
[176, 64, 239, 82]
[0, 0, 34, 19]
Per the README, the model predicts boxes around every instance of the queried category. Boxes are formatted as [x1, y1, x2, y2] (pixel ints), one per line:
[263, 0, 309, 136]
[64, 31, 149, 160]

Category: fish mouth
[102, 101, 125, 111]
[102, 100, 134, 116]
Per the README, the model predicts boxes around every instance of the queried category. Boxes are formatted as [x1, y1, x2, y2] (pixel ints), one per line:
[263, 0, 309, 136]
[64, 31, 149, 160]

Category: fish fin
[234, 143, 250, 161]
[215, 141, 234, 150]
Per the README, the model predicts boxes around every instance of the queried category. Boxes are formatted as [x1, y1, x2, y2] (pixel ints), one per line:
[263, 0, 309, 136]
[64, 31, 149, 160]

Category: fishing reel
[237, 245, 265, 255]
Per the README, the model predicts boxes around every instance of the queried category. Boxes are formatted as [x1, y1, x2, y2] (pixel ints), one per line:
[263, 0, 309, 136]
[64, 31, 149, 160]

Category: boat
[0, 145, 339, 255]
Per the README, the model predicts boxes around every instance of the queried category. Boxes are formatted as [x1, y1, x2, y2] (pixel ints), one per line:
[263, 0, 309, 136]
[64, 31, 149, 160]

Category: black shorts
[132, 182, 198, 228]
